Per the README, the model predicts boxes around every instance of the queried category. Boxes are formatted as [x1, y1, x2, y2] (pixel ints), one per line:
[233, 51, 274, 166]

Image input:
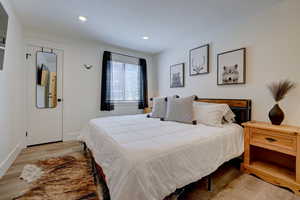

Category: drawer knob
[265, 137, 277, 142]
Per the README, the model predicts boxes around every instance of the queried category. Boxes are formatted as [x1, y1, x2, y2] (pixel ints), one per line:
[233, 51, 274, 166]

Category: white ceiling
[11, 0, 281, 54]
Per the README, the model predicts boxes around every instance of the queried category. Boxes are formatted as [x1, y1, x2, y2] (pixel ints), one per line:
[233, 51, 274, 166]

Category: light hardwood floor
[0, 141, 82, 200]
[0, 141, 298, 200]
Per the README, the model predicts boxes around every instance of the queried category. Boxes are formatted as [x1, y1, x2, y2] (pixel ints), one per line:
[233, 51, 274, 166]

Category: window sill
[113, 101, 139, 107]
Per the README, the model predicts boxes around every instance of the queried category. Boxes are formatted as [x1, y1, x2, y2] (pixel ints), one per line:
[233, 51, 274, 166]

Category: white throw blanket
[80, 114, 244, 200]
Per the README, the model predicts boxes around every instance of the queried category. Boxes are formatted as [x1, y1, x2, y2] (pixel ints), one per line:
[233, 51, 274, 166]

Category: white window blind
[111, 60, 140, 102]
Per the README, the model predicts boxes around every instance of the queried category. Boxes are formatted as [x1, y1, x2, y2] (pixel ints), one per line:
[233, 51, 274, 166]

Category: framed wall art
[217, 48, 246, 85]
[189, 44, 209, 76]
[170, 63, 184, 88]
[0, 2, 8, 71]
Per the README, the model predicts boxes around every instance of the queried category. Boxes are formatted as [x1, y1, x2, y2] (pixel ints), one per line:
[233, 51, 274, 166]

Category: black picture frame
[217, 48, 246, 85]
[170, 63, 185, 88]
[189, 44, 209, 76]
[0, 2, 8, 71]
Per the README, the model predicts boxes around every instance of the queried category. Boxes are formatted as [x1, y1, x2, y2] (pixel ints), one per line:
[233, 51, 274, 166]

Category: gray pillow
[150, 97, 167, 118]
[164, 96, 195, 124]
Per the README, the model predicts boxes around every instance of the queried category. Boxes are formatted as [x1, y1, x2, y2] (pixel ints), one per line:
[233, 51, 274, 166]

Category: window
[101, 51, 148, 111]
[111, 61, 140, 102]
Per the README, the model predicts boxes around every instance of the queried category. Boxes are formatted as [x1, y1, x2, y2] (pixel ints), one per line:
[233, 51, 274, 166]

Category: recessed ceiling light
[142, 36, 149, 40]
[78, 16, 87, 22]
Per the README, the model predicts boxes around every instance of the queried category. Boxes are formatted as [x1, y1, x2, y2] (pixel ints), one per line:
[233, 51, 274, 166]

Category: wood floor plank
[0, 141, 297, 200]
[0, 141, 82, 200]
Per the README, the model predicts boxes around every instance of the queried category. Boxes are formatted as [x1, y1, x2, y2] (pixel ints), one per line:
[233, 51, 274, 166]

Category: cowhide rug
[14, 153, 100, 200]
[13, 149, 297, 200]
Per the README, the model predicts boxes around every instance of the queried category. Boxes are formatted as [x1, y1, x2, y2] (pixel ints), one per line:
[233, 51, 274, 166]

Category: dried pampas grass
[268, 79, 295, 102]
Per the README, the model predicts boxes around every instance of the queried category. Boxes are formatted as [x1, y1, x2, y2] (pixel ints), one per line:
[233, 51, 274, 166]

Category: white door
[26, 46, 63, 146]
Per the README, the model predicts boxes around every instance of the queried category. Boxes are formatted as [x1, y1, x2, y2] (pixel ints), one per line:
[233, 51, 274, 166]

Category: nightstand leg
[244, 127, 250, 167]
[296, 135, 300, 183]
[207, 175, 212, 191]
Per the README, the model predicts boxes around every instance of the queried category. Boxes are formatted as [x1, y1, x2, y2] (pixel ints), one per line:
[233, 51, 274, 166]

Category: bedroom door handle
[57, 98, 62, 102]
[265, 137, 277, 142]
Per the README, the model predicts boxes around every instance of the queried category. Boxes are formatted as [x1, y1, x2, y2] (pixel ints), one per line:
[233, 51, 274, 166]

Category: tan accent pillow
[150, 97, 167, 118]
[164, 96, 195, 124]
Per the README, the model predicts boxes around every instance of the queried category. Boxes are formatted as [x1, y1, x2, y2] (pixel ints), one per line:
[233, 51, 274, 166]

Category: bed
[80, 98, 251, 200]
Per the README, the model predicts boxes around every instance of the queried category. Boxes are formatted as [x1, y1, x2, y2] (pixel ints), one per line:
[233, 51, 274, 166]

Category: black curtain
[100, 51, 114, 111]
[138, 58, 148, 109]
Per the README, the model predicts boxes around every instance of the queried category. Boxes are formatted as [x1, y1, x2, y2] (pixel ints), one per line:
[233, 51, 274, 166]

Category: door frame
[25, 44, 64, 146]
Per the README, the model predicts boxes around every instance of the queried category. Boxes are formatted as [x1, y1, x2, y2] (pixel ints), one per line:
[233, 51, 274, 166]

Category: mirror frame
[35, 50, 58, 109]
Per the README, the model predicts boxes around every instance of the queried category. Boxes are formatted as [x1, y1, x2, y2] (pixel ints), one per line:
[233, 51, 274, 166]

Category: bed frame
[83, 98, 252, 200]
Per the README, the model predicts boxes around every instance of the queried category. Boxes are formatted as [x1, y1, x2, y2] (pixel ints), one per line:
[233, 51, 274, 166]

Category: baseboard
[63, 131, 80, 141]
[0, 141, 25, 178]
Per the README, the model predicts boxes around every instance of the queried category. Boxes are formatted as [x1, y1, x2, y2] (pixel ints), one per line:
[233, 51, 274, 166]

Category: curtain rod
[111, 51, 143, 60]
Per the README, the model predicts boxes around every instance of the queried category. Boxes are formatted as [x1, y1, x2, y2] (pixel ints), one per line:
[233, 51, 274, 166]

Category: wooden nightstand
[242, 121, 300, 194]
[144, 107, 152, 114]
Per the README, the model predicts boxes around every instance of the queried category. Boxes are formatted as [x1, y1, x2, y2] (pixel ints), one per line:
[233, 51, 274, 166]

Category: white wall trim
[0, 140, 25, 178]
[63, 131, 81, 141]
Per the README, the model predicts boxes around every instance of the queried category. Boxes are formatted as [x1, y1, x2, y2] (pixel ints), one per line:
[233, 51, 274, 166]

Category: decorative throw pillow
[150, 97, 167, 118]
[223, 104, 236, 123]
[193, 102, 234, 127]
[150, 96, 179, 118]
[164, 96, 195, 124]
[193, 102, 235, 124]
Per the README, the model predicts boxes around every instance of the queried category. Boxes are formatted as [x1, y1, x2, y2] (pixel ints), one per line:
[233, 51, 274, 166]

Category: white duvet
[80, 114, 244, 200]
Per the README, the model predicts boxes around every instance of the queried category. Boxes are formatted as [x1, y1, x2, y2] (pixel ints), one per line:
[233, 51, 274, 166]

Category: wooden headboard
[195, 98, 252, 125]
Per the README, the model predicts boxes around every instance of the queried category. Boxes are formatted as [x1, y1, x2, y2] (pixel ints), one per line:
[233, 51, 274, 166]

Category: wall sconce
[83, 64, 93, 70]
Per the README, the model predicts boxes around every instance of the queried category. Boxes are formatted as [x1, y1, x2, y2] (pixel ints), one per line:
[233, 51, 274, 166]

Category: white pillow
[193, 102, 235, 127]
[194, 102, 236, 123]
[223, 105, 236, 123]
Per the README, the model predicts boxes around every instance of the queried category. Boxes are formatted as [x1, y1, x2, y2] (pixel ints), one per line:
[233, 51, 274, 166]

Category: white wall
[0, 0, 25, 177]
[25, 31, 157, 140]
[155, 0, 300, 126]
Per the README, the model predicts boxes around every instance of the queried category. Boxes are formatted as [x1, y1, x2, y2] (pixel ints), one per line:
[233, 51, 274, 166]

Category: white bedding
[80, 114, 244, 200]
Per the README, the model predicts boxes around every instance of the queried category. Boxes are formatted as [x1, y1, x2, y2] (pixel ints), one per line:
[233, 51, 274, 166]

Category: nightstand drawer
[250, 128, 297, 155]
